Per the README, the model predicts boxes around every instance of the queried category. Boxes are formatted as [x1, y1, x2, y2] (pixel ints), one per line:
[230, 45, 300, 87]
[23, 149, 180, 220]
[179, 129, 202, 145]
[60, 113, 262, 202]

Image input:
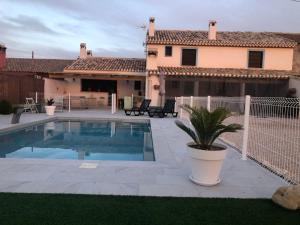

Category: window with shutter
[165, 46, 172, 57]
[181, 49, 197, 66]
[248, 51, 264, 68]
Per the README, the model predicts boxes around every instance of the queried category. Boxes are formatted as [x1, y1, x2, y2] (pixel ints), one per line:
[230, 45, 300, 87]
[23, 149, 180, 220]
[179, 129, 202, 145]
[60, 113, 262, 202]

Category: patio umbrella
[159, 72, 166, 106]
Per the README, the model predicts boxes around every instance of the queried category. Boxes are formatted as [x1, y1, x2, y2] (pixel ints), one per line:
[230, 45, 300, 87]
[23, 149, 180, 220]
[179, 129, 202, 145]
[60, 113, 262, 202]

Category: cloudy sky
[0, 0, 299, 59]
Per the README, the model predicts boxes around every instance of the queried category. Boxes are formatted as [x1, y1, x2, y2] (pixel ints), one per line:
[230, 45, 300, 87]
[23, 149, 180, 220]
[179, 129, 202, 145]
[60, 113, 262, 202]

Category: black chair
[148, 99, 178, 118]
[124, 99, 151, 116]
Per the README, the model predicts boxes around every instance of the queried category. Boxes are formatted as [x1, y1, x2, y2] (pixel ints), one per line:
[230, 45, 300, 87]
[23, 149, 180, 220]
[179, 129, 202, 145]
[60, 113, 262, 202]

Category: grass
[0, 193, 299, 225]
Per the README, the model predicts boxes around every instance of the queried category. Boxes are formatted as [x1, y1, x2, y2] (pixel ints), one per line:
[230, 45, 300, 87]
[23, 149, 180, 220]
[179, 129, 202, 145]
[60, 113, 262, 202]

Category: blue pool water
[0, 120, 154, 161]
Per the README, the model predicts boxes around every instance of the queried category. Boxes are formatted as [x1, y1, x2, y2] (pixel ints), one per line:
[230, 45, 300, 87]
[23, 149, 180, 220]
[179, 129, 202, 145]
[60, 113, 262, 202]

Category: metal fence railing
[175, 95, 300, 184]
[248, 97, 300, 184]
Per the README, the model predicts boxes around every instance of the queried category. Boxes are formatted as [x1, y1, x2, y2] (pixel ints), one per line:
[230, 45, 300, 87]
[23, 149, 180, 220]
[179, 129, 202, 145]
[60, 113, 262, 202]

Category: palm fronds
[175, 105, 242, 150]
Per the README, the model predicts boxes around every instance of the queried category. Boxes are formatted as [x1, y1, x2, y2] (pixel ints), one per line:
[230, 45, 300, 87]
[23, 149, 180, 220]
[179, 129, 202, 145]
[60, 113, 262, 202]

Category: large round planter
[187, 143, 227, 186]
[45, 106, 56, 116]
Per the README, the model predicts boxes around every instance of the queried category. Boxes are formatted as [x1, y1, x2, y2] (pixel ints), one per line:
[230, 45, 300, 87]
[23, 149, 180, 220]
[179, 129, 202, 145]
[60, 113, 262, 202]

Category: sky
[0, 0, 299, 59]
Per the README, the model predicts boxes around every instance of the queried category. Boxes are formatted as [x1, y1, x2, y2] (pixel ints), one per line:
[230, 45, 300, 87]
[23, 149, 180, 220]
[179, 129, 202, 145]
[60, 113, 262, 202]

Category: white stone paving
[0, 110, 287, 198]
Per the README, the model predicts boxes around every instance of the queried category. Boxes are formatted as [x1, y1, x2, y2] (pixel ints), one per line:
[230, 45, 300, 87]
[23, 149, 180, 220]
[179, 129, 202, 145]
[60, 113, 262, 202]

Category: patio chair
[24, 98, 38, 113]
[124, 99, 151, 116]
[148, 99, 178, 118]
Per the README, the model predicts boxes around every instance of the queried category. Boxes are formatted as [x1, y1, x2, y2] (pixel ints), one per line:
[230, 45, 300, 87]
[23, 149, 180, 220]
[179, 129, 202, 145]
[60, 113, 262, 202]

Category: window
[248, 50, 264, 68]
[81, 79, 117, 93]
[171, 81, 179, 89]
[165, 46, 172, 57]
[183, 81, 194, 96]
[181, 49, 197, 66]
[134, 81, 141, 90]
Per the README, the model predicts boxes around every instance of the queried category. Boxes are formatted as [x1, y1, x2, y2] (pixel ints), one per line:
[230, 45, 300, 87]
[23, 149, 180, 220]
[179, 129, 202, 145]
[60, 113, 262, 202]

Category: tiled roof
[147, 30, 297, 48]
[148, 67, 292, 79]
[275, 33, 300, 44]
[2, 58, 74, 73]
[65, 57, 146, 73]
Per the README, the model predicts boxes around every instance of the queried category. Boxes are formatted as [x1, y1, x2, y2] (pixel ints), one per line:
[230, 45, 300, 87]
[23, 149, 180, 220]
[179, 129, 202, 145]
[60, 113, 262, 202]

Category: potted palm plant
[45, 98, 56, 116]
[175, 106, 242, 186]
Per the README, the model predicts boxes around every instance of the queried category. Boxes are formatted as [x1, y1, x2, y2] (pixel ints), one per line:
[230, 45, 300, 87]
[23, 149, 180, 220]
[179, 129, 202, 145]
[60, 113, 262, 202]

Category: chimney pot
[208, 20, 217, 40]
[87, 50, 93, 57]
[148, 17, 155, 37]
[0, 44, 6, 69]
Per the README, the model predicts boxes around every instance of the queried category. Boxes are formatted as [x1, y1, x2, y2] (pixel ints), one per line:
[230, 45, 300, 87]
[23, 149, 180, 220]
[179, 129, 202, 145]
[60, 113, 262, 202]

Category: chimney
[80, 43, 87, 59]
[0, 44, 6, 70]
[87, 50, 93, 57]
[148, 17, 155, 37]
[208, 20, 217, 40]
[32, 51, 34, 59]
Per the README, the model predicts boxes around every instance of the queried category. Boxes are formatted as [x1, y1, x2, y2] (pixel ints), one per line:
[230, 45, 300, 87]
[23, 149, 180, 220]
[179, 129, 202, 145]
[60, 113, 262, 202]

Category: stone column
[194, 81, 199, 96]
[240, 82, 245, 96]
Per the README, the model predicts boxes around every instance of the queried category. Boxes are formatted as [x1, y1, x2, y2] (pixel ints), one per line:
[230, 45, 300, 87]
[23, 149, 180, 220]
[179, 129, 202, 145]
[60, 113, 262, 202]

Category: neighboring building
[0, 49, 73, 104]
[277, 33, 300, 97]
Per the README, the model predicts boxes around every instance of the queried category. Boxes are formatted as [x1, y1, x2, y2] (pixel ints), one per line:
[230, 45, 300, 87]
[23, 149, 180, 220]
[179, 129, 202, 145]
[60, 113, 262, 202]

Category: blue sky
[0, 0, 299, 59]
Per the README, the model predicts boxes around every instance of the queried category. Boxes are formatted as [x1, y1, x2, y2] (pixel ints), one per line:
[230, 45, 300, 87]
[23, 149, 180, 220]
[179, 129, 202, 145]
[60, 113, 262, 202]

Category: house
[145, 18, 298, 105]
[46, 17, 298, 108]
[1, 17, 299, 107]
[0, 48, 74, 104]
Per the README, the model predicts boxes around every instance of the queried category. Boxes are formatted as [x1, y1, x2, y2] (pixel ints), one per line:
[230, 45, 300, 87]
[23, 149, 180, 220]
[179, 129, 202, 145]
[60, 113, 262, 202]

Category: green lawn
[0, 193, 299, 225]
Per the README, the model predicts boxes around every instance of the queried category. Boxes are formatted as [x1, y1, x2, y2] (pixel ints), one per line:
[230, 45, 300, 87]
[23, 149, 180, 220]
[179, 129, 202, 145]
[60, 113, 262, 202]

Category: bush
[0, 100, 13, 114]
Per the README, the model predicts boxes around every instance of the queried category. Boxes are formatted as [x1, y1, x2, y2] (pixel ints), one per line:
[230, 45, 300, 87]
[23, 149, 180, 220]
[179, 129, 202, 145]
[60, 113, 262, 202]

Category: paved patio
[0, 110, 286, 198]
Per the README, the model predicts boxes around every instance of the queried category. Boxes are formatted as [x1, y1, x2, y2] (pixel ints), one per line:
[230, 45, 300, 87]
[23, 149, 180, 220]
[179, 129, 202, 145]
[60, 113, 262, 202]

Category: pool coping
[0, 115, 163, 164]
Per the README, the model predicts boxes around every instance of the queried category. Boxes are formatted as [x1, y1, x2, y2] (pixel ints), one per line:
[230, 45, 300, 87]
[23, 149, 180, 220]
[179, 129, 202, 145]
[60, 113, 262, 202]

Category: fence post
[180, 96, 184, 119]
[35, 92, 38, 103]
[242, 95, 251, 160]
[131, 93, 134, 108]
[68, 92, 71, 113]
[190, 96, 193, 108]
[207, 95, 211, 112]
[111, 93, 116, 114]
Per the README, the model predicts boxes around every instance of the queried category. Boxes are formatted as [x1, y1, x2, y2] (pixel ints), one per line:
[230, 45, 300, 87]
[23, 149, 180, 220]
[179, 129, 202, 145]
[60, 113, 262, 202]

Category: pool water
[0, 120, 154, 161]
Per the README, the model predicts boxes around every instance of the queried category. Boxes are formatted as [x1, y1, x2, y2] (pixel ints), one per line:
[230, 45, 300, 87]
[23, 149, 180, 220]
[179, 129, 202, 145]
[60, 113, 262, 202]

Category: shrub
[175, 106, 242, 150]
[46, 98, 55, 106]
[0, 100, 13, 114]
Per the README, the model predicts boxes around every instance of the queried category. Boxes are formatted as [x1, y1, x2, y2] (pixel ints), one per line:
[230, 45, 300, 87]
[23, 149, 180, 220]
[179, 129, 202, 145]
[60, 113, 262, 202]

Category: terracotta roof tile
[147, 30, 297, 48]
[2, 58, 74, 73]
[148, 67, 293, 79]
[274, 33, 300, 44]
[65, 57, 146, 73]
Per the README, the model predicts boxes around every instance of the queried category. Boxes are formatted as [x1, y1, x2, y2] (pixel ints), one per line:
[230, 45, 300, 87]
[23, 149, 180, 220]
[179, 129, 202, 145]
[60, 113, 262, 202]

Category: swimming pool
[0, 119, 154, 161]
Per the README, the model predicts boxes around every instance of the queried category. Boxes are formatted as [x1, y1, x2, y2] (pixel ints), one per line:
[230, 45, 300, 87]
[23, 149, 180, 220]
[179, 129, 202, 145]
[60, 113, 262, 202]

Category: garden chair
[24, 98, 38, 113]
[124, 99, 151, 116]
[148, 99, 178, 118]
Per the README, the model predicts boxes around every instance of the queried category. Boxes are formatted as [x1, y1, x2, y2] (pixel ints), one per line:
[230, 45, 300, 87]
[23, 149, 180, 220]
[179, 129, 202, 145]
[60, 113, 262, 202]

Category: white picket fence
[175, 95, 300, 184]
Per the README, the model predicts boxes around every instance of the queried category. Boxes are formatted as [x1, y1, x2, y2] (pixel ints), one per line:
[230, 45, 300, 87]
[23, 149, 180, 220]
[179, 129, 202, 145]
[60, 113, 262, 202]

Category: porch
[46, 72, 146, 109]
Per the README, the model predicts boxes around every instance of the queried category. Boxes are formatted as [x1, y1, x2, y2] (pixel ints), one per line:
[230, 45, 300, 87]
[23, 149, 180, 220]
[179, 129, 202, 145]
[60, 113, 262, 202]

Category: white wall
[117, 80, 144, 97]
[146, 44, 294, 70]
[44, 78, 67, 100]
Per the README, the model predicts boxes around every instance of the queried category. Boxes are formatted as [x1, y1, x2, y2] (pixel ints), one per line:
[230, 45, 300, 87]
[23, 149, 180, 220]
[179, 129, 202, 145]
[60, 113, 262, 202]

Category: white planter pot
[187, 143, 227, 186]
[45, 106, 56, 116]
